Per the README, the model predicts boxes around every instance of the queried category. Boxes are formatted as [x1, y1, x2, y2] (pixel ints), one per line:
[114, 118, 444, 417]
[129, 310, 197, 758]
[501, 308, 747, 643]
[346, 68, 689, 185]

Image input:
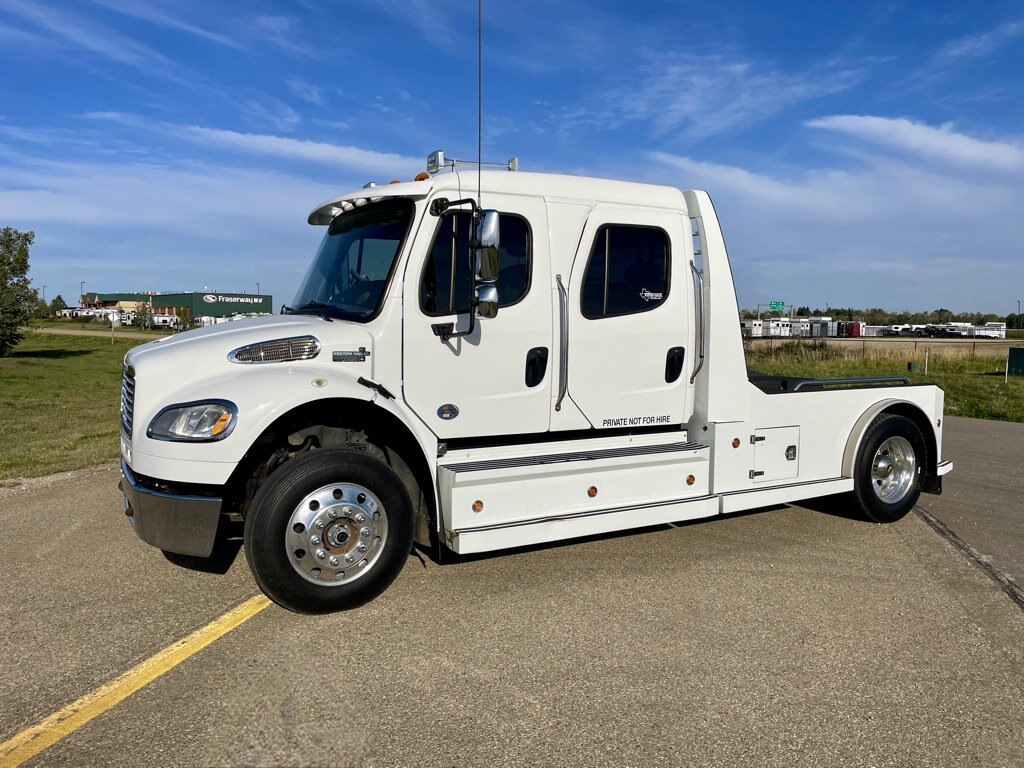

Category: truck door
[402, 194, 552, 439]
[561, 207, 691, 429]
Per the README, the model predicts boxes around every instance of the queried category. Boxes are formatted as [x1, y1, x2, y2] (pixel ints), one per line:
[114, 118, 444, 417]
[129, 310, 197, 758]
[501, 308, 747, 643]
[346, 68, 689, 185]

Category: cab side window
[420, 212, 531, 316]
[580, 225, 669, 319]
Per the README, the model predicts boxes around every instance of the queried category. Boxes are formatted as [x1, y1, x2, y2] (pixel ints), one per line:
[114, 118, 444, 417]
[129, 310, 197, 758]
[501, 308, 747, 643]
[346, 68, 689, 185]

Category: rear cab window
[580, 225, 670, 319]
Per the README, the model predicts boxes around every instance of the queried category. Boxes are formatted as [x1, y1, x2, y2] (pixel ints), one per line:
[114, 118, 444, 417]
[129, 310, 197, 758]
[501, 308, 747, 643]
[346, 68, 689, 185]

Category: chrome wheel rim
[870, 436, 916, 503]
[285, 483, 388, 586]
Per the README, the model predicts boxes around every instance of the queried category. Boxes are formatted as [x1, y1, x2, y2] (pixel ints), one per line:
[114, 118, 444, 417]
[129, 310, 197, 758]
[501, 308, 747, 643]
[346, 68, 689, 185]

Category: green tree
[49, 294, 67, 313]
[0, 227, 36, 356]
[135, 300, 153, 329]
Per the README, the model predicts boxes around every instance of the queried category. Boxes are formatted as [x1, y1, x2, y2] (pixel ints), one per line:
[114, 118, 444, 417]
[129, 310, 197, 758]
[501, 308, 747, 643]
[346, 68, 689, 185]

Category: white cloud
[805, 115, 1024, 172]
[177, 126, 421, 177]
[0, 152, 341, 306]
[286, 77, 325, 106]
[243, 99, 302, 133]
[937, 18, 1024, 62]
[1, 0, 179, 75]
[90, 0, 244, 50]
[249, 15, 311, 57]
[563, 51, 864, 141]
[646, 117, 1024, 311]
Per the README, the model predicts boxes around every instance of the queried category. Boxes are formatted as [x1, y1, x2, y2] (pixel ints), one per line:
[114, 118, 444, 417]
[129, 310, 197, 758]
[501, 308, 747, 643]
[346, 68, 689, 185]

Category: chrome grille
[121, 363, 135, 438]
[228, 336, 321, 364]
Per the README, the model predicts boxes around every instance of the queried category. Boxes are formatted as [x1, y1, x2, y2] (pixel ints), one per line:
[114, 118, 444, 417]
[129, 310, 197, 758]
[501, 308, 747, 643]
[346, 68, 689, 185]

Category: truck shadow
[795, 492, 871, 521]
[162, 522, 244, 574]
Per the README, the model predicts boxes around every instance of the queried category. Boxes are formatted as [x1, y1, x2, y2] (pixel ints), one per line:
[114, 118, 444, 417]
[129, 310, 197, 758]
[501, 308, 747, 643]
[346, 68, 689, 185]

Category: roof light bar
[426, 149, 519, 175]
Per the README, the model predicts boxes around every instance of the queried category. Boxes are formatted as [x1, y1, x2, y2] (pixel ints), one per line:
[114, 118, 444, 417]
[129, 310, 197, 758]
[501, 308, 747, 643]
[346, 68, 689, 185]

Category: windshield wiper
[287, 301, 335, 322]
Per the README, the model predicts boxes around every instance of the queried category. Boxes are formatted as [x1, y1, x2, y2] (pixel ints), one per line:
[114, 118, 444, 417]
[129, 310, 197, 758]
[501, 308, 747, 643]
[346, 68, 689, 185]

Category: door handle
[665, 346, 686, 383]
[525, 347, 549, 388]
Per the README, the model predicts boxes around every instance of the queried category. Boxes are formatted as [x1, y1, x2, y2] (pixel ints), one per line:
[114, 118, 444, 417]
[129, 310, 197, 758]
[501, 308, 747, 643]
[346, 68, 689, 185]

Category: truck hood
[126, 314, 373, 373]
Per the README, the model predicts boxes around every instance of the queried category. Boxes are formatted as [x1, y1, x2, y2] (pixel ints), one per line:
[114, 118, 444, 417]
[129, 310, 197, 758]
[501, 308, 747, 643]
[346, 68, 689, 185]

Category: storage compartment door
[752, 427, 800, 483]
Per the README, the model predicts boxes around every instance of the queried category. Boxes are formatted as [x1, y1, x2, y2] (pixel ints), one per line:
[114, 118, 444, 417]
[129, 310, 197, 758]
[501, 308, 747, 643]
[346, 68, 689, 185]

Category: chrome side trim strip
[454, 494, 717, 534]
[718, 476, 848, 497]
[442, 441, 708, 473]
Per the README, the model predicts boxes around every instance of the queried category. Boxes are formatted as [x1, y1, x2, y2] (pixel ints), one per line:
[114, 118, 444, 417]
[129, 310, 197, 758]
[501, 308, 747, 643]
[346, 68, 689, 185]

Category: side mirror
[476, 284, 499, 319]
[474, 210, 500, 283]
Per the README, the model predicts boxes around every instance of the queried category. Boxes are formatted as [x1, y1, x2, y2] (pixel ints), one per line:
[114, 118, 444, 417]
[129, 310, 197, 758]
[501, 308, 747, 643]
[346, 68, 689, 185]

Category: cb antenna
[477, 0, 482, 211]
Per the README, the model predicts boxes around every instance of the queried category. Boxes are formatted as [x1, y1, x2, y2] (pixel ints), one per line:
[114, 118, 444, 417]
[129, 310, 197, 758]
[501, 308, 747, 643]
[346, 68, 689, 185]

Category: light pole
[42, 285, 47, 304]
[80, 281, 85, 307]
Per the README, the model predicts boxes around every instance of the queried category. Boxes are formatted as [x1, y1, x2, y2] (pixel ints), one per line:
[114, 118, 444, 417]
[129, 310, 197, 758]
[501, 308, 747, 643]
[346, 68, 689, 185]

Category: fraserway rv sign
[202, 294, 266, 305]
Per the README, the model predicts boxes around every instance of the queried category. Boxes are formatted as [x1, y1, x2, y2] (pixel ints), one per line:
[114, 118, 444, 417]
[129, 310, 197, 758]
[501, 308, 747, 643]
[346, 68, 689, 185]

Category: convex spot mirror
[476, 284, 499, 319]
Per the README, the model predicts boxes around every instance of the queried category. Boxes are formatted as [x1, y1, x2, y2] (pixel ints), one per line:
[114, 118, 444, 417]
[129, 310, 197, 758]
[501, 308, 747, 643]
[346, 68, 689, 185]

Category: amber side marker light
[587, 486, 598, 498]
[211, 412, 233, 437]
[686, 475, 696, 486]
[472, 500, 484, 513]
[732, 438, 741, 449]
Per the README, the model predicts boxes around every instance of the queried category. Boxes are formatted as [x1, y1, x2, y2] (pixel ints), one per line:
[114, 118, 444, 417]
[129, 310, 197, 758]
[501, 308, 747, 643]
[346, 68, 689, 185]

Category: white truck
[120, 152, 953, 613]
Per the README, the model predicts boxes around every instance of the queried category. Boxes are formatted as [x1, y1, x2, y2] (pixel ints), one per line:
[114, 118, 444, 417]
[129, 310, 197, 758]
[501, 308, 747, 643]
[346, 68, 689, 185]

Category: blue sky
[2, 0, 1023, 314]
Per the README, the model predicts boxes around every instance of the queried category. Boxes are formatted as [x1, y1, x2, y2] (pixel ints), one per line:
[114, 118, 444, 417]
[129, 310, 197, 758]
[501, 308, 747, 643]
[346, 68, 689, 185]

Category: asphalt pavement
[0, 418, 1022, 767]
[919, 416, 1024, 590]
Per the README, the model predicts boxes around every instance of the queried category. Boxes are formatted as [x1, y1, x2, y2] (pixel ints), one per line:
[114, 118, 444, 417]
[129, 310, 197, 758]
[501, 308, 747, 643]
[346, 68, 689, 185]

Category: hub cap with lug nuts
[285, 483, 388, 586]
[870, 436, 916, 504]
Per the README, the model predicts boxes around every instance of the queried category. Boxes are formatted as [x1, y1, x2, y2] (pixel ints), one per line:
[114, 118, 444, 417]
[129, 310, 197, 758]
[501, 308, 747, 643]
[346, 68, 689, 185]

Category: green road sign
[769, 301, 785, 311]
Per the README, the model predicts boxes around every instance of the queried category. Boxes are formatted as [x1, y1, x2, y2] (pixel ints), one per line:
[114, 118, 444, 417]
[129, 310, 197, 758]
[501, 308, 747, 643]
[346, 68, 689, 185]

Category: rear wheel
[244, 448, 414, 613]
[852, 414, 925, 523]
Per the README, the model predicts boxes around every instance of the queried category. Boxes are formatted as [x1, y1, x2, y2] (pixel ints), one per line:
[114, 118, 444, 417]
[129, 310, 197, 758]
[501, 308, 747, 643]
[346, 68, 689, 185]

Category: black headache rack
[748, 372, 912, 395]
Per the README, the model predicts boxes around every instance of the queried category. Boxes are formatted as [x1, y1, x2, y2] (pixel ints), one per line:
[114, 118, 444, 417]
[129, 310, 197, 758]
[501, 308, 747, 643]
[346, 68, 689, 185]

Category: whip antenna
[477, 0, 482, 209]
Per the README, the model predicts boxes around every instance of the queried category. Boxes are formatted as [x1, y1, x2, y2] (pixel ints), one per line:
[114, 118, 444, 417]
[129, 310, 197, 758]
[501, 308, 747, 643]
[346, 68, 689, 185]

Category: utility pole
[80, 281, 85, 307]
[257, 282, 261, 295]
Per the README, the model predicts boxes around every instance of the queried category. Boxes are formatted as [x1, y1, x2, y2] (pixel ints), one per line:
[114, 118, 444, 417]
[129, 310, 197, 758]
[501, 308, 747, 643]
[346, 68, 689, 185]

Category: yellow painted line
[0, 594, 271, 767]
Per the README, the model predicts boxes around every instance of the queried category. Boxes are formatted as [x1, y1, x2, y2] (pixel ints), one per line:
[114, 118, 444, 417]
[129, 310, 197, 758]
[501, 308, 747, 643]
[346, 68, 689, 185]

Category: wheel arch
[222, 397, 438, 544]
[841, 399, 937, 479]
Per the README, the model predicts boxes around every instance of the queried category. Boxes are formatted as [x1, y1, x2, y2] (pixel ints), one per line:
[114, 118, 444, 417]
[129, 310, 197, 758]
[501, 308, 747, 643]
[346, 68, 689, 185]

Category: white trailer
[119, 155, 952, 613]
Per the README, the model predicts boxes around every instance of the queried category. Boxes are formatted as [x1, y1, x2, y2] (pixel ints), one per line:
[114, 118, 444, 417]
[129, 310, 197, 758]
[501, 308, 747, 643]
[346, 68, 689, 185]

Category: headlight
[147, 401, 237, 442]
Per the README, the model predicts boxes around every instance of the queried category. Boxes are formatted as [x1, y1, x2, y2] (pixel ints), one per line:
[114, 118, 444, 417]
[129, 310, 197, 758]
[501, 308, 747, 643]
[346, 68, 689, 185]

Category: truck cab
[120, 154, 951, 613]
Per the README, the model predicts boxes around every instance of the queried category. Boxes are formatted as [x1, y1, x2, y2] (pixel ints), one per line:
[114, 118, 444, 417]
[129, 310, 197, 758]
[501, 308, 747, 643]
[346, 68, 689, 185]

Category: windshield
[291, 198, 414, 321]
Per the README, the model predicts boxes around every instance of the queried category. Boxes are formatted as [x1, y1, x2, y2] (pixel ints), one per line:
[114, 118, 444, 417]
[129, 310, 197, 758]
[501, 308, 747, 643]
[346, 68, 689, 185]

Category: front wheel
[244, 448, 414, 613]
[852, 414, 925, 523]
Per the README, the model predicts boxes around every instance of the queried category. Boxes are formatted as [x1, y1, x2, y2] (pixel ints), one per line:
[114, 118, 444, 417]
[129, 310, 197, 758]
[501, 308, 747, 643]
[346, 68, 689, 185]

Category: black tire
[244, 448, 414, 614]
[852, 414, 926, 523]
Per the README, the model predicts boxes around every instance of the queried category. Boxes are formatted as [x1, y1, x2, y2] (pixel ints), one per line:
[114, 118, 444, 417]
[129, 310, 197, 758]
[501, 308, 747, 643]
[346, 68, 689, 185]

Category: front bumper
[120, 459, 223, 557]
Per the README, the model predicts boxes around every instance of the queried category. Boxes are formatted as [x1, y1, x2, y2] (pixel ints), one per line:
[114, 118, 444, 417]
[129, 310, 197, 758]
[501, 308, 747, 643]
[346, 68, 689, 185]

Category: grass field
[0, 333, 149, 482]
[32, 318, 170, 336]
[746, 339, 1024, 422]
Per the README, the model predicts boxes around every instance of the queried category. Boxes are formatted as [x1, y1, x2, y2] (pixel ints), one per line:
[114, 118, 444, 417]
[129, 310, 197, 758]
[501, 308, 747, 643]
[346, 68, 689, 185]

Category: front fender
[129, 366, 437, 485]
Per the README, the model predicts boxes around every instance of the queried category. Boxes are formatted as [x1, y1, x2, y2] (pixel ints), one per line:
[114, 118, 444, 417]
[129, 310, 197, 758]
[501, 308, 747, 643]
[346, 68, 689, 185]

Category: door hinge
[750, 435, 766, 444]
[749, 470, 765, 479]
